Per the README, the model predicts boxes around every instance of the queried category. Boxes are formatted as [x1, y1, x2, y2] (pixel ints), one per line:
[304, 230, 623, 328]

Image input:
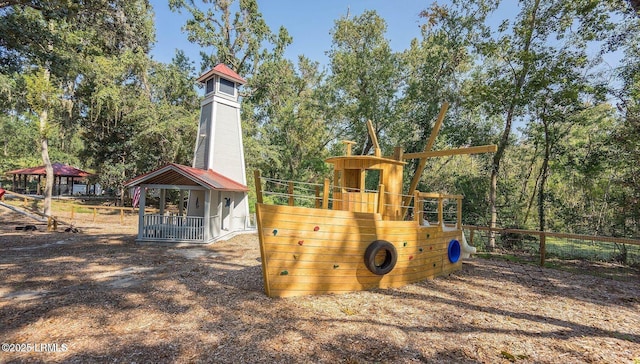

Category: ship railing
[379, 191, 416, 221]
[413, 192, 463, 229]
[259, 177, 324, 208]
[256, 174, 381, 212]
[254, 171, 462, 228]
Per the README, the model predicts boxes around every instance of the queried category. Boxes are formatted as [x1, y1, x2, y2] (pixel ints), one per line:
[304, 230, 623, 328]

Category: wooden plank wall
[257, 203, 462, 297]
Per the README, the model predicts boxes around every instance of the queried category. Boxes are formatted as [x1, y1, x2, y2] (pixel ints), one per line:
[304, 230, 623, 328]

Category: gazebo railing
[142, 214, 204, 242]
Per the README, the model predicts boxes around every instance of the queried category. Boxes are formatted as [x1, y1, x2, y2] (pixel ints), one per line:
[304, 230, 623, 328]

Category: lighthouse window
[205, 78, 215, 94]
[219, 78, 236, 96]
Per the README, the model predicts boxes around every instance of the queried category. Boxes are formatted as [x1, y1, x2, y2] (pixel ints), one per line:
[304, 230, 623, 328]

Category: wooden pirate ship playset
[254, 103, 497, 297]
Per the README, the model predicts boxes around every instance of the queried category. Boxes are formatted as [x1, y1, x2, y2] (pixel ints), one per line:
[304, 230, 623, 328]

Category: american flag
[132, 187, 141, 208]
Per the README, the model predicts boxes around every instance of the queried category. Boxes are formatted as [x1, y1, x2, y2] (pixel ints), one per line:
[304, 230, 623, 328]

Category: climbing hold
[273, 229, 278, 236]
[429, 246, 433, 250]
[426, 233, 430, 238]
[298, 240, 304, 246]
[333, 264, 339, 269]
[409, 255, 414, 260]
[293, 254, 299, 260]
[280, 270, 289, 275]
[403, 241, 408, 247]
[433, 263, 437, 267]
[419, 248, 423, 252]
[313, 226, 320, 231]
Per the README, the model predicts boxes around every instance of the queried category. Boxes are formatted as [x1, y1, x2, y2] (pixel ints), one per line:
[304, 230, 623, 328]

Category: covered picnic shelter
[5, 162, 94, 196]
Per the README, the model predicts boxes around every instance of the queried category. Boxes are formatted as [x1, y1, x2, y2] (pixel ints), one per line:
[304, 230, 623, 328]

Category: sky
[148, 0, 432, 72]
[148, 0, 621, 81]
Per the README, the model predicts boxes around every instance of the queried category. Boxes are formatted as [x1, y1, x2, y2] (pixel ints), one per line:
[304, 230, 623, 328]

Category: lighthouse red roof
[197, 64, 246, 85]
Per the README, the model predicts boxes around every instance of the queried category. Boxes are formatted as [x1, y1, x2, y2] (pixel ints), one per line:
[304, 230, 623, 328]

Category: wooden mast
[402, 102, 449, 209]
[366, 120, 381, 157]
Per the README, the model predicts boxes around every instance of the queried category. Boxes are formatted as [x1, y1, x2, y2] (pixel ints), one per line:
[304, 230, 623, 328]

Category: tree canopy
[1, 0, 639, 239]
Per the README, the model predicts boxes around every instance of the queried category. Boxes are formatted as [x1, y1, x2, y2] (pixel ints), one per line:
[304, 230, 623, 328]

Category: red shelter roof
[6, 162, 93, 178]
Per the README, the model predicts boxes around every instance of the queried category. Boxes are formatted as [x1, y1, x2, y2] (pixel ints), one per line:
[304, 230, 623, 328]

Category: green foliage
[169, 0, 291, 75]
[325, 10, 402, 155]
[24, 68, 58, 117]
[0, 0, 638, 242]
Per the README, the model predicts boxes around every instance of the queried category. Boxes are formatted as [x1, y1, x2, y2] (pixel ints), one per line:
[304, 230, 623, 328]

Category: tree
[437, 0, 628, 246]
[325, 10, 402, 155]
[0, 0, 153, 215]
[403, 0, 497, 206]
[169, 0, 291, 76]
[248, 56, 331, 182]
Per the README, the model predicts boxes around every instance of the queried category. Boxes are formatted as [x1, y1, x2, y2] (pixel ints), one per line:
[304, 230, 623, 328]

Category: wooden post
[288, 181, 294, 206]
[403, 102, 449, 208]
[457, 196, 462, 228]
[342, 140, 356, 156]
[47, 216, 57, 231]
[438, 196, 444, 226]
[322, 178, 329, 209]
[414, 191, 422, 223]
[377, 184, 385, 215]
[366, 120, 381, 157]
[254, 170, 263, 204]
[539, 233, 546, 266]
[315, 185, 321, 208]
[469, 228, 475, 246]
[393, 146, 403, 161]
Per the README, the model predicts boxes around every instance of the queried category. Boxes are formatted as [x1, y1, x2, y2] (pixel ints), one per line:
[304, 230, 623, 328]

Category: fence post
[539, 232, 546, 266]
[469, 228, 475, 246]
[315, 186, 321, 208]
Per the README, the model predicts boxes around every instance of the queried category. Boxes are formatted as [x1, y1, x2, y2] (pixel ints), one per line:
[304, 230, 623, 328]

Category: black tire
[364, 240, 397, 275]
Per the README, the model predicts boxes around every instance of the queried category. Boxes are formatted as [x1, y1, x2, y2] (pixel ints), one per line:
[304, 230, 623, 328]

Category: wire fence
[464, 225, 640, 281]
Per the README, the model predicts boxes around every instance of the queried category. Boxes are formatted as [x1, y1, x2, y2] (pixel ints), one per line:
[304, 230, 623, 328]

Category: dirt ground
[1, 209, 639, 364]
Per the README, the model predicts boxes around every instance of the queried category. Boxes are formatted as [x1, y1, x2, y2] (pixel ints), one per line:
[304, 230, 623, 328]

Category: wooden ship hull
[256, 203, 464, 298]
[255, 104, 494, 298]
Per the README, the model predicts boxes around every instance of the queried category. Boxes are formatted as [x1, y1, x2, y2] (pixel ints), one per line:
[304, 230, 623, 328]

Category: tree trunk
[538, 117, 550, 232]
[40, 67, 54, 217]
[488, 0, 541, 249]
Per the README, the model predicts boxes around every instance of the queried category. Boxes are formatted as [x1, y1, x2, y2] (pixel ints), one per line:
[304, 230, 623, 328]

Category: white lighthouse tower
[187, 64, 250, 233]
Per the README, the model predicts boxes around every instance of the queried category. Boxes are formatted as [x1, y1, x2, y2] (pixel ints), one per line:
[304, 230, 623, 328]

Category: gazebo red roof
[196, 63, 247, 85]
[6, 163, 93, 178]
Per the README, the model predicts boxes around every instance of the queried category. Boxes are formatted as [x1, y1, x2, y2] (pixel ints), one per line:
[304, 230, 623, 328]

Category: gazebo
[5, 162, 94, 195]
[125, 163, 250, 243]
